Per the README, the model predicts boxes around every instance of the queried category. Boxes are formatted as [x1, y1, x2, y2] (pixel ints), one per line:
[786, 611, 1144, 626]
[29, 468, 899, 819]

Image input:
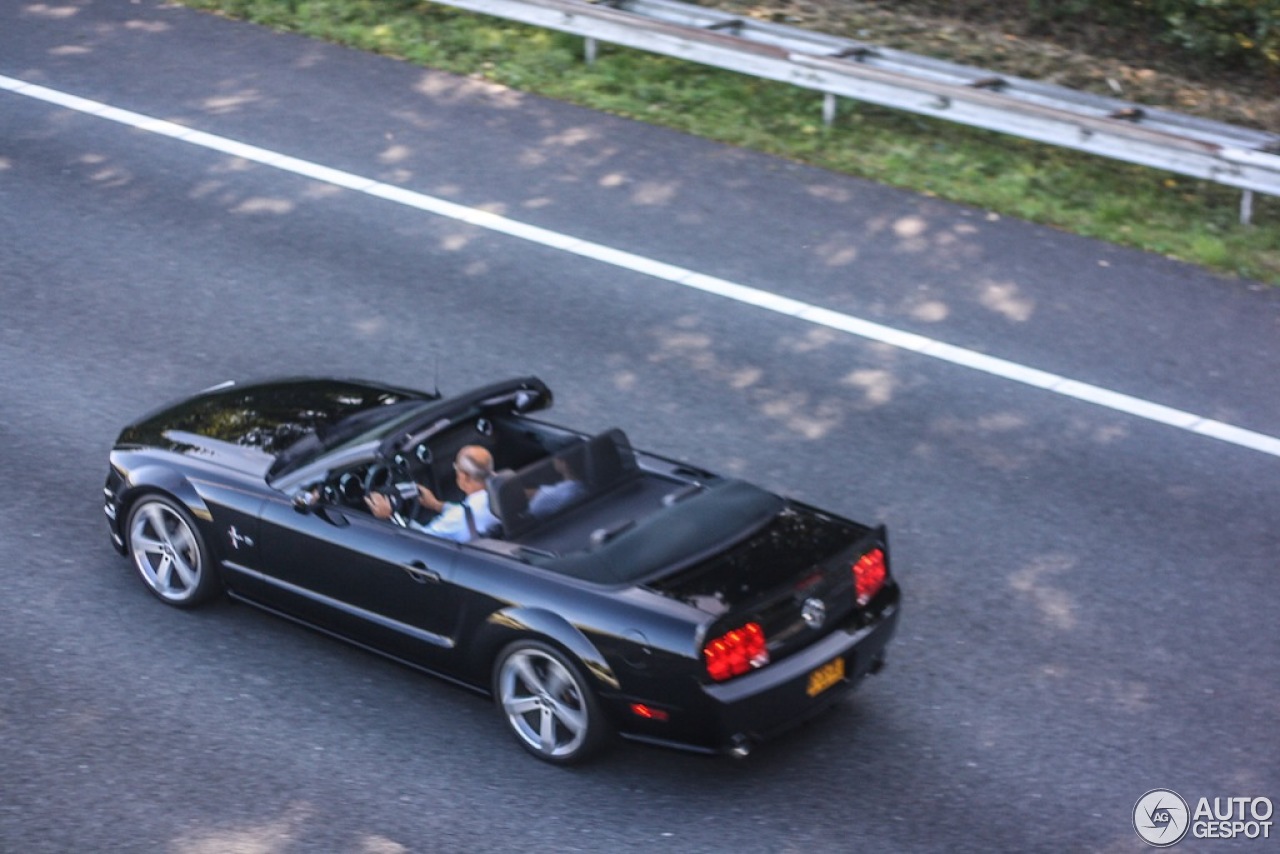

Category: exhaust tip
[727, 734, 753, 759]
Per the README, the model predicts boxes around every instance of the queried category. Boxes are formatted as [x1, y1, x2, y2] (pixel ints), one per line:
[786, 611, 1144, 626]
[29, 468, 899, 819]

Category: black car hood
[115, 378, 432, 475]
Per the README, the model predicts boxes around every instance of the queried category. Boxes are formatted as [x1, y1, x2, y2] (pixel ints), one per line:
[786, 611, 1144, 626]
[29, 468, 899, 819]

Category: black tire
[492, 639, 610, 765]
[125, 494, 219, 608]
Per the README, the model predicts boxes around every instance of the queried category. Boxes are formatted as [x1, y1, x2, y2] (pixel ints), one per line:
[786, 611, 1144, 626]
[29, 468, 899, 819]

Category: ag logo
[1134, 789, 1190, 847]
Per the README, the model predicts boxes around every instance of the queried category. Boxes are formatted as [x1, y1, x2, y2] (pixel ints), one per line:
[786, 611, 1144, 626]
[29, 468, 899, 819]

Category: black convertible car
[104, 376, 900, 763]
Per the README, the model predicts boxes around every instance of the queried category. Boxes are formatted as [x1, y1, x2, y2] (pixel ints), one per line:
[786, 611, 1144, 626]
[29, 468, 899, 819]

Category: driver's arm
[416, 484, 446, 513]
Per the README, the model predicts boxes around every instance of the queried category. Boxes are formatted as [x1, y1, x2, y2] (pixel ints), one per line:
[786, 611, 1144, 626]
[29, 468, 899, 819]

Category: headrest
[487, 469, 528, 527]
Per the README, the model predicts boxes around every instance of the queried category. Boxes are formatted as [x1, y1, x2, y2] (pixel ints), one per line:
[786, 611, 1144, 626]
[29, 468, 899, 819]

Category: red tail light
[854, 548, 887, 605]
[703, 622, 768, 682]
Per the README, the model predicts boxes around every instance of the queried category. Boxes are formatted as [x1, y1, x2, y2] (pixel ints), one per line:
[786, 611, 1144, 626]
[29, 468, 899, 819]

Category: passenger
[366, 445, 498, 541]
[527, 456, 587, 518]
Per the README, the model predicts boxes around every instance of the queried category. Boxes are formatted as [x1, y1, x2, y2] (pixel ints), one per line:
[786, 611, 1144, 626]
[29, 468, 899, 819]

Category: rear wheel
[493, 640, 608, 765]
[126, 495, 218, 608]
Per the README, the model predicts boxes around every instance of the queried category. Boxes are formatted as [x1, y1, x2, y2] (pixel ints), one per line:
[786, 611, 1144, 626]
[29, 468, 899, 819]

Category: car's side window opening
[300, 416, 596, 539]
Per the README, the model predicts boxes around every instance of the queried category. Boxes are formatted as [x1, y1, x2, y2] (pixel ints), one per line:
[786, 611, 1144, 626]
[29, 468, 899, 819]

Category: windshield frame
[266, 399, 438, 484]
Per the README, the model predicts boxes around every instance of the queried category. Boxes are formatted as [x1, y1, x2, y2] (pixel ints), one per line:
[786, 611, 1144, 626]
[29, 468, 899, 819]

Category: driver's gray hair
[455, 446, 494, 481]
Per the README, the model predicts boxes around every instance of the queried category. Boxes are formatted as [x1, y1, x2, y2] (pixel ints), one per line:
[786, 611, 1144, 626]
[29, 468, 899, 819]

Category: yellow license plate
[806, 656, 845, 697]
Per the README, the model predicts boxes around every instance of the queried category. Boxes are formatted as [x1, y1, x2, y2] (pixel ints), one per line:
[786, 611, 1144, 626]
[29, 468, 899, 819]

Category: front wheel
[126, 495, 218, 608]
[493, 640, 609, 765]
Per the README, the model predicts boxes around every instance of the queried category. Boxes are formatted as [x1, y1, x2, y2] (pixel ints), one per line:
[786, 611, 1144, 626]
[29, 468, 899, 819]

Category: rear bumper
[705, 599, 899, 751]
[615, 593, 900, 756]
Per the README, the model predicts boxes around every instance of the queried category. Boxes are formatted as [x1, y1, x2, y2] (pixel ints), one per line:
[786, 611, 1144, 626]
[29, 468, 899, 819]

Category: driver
[365, 445, 499, 542]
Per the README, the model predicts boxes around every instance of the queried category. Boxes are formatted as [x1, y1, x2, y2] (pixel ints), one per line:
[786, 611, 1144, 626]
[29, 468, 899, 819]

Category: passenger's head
[553, 456, 578, 481]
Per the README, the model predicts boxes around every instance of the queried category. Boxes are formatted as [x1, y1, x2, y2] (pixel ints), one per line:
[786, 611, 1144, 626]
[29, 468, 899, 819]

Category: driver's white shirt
[412, 490, 498, 542]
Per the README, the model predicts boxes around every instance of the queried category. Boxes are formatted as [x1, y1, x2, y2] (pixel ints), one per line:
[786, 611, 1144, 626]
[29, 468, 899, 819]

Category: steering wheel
[363, 459, 426, 519]
[333, 462, 406, 509]
[362, 463, 394, 496]
[360, 463, 398, 511]
[336, 471, 365, 505]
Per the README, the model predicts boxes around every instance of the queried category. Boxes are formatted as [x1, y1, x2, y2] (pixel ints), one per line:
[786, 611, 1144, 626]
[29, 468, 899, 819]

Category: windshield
[267, 399, 435, 481]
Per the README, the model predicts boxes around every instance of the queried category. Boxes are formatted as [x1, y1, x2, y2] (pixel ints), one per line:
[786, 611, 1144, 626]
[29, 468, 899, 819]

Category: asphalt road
[2, 2, 1278, 852]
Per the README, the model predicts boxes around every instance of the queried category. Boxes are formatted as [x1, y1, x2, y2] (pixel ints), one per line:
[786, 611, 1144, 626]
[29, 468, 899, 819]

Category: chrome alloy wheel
[128, 498, 207, 606]
[496, 643, 597, 763]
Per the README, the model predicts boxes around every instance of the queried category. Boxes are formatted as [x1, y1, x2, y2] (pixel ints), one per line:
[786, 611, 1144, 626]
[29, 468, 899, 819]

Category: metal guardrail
[431, 0, 1279, 223]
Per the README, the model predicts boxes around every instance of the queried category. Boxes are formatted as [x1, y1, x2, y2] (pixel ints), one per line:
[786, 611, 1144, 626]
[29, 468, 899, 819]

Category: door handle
[402, 562, 440, 584]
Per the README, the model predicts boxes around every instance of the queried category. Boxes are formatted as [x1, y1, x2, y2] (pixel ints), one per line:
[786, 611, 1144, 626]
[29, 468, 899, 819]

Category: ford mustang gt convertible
[104, 376, 900, 764]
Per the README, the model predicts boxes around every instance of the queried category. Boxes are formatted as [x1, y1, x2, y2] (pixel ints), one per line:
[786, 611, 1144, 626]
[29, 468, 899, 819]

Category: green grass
[180, 0, 1279, 284]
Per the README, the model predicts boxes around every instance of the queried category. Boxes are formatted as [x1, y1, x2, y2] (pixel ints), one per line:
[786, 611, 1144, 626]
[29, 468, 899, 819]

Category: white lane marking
[4, 74, 1278, 458]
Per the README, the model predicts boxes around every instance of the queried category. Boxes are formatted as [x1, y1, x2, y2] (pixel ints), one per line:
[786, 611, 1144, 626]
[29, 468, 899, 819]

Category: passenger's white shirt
[528, 479, 587, 518]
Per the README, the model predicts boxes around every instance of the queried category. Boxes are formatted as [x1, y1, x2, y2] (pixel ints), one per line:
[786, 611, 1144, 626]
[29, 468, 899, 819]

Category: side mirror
[293, 489, 320, 513]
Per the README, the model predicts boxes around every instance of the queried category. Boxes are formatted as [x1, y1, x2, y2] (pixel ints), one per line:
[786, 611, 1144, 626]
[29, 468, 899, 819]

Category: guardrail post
[585, 36, 598, 65]
[1240, 190, 1254, 226]
[822, 92, 836, 127]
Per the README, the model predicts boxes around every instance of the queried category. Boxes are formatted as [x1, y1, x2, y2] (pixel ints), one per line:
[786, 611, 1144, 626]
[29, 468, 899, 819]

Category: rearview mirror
[513, 389, 542, 413]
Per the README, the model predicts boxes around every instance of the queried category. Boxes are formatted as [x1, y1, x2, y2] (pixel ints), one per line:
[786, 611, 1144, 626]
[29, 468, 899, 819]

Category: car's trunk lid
[645, 504, 882, 661]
